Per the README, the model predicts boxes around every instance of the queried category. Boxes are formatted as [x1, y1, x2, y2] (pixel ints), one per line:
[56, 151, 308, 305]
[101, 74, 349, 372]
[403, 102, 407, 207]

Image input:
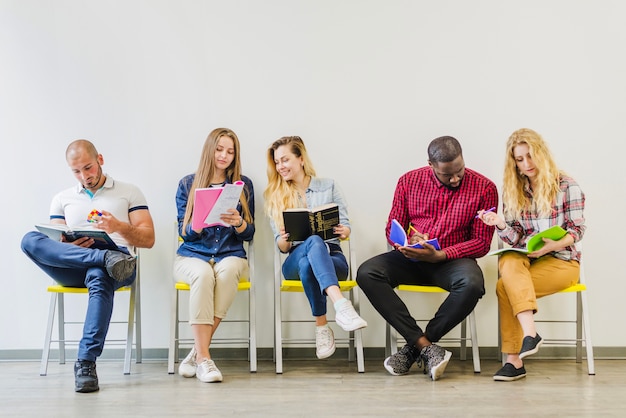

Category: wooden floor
[1, 357, 624, 417]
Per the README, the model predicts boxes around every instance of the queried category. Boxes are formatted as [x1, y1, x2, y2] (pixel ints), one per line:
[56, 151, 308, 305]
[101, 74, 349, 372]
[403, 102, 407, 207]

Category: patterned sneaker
[334, 300, 368, 332]
[420, 344, 452, 381]
[315, 325, 336, 359]
[519, 334, 543, 360]
[384, 344, 419, 376]
[196, 358, 223, 383]
[178, 347, 197, 378]
[493, 362, 527, 381]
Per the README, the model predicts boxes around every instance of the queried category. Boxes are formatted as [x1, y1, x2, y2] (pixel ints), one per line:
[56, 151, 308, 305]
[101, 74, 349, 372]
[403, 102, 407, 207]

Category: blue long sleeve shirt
[176, 174, 255, 263]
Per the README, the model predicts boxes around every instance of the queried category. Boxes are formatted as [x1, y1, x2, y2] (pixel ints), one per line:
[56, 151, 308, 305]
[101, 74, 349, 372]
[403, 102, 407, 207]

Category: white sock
[333, 297, 349, 311]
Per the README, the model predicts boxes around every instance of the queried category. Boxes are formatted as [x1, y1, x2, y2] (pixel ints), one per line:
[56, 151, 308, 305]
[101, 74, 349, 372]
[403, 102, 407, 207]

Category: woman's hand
[333, 224, 350, 240]
[477, 209, 506, 230]
[220, 208, 243, 228]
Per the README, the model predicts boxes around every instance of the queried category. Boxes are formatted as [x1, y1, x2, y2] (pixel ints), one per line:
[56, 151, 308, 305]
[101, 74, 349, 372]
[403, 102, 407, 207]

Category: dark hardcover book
[35, 223, 120, 251]
[282, 203, 340, 242]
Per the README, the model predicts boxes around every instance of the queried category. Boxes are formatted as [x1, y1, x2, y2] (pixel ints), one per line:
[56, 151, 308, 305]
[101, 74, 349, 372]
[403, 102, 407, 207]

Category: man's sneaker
[334, 300, 368, 332]
[74, 360, 99, 393]
[420, 344, 452, 381]
[179, 347, 197, 378]
[493, 362, 527, 381]
[104, 250, 136, 282]
[519, 334, 543, 359]
[315, 325, 336, 359]
[384, 344, 419, 376]
[196, 358, 223, 383]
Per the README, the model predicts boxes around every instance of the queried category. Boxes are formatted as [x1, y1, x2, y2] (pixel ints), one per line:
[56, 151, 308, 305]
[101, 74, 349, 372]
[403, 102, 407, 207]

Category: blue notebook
[389, 219, 441, 250]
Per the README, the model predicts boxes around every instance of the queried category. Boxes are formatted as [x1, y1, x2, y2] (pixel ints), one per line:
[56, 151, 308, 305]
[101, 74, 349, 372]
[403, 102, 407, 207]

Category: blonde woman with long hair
[264, 136, 367, 360]
[479, 128, 585, 381]
[174, 128, 255, 383]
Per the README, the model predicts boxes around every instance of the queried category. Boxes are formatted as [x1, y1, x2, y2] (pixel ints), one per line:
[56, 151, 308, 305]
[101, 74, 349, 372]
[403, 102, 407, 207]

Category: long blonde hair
[263, 136, 316, 227]
[502, 128, 562, 219]
[182, 128, 252, 234]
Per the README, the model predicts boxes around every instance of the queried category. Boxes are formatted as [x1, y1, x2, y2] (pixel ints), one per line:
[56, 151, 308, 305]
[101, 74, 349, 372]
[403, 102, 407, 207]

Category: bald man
[21, 139, 155, 393]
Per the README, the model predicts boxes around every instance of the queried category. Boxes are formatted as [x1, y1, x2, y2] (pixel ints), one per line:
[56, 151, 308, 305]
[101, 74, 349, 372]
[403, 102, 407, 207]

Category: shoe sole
[383, 356, 411, 376]
[493, 372, 527, 381]
[336, 318, 368, 332]
[108, 256, 136, 282]
[75, 384, 99, 393]
[197, 375, 223, 383]
[179, 367, 197, 378]
[429, 350, 452, 381]
[317, 343, 336, 359]
[519, 339, 543, 360]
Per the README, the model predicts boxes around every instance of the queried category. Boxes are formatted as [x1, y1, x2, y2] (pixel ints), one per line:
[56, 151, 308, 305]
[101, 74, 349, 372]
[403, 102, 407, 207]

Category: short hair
[427, 136, 463, 163]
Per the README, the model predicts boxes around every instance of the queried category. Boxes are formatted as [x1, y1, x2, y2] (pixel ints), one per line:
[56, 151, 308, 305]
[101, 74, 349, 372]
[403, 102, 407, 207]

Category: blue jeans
[282, 235, 348, 317]
[21, 231, 135, 362]
[356, 250, 485, 347]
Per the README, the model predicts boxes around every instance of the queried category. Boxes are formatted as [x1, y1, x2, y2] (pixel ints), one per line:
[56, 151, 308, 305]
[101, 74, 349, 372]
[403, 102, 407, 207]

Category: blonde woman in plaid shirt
[479, 128, 586, 381]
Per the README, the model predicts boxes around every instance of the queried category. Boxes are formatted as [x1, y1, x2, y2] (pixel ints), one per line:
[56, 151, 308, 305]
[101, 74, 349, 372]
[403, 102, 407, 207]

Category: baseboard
[1, 346, 625, 362]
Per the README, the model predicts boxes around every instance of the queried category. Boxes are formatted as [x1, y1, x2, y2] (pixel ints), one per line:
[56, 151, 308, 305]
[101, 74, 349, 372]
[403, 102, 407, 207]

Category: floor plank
[1, 358, 623, 417]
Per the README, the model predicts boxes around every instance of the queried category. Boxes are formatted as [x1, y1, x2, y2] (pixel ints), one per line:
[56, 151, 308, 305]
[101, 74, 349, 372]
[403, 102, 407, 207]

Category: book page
[202, 181, 245, 227]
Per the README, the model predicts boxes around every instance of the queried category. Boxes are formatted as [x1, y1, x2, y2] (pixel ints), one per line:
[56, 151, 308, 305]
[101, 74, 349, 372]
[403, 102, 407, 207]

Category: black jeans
[356, 250, 485, 347]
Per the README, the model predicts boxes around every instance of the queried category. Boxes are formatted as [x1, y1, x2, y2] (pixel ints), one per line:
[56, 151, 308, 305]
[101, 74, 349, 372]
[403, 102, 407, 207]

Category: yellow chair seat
[280, 279, 357, 292]
[397, 284, 447, 293]
[174, 281, 251, 292]
[47, 284, 132, 293]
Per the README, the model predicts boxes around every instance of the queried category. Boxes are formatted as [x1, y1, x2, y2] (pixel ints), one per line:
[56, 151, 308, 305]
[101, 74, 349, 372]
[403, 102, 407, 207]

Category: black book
[35, 223, 120, 251]
[282, 203, 340, 242]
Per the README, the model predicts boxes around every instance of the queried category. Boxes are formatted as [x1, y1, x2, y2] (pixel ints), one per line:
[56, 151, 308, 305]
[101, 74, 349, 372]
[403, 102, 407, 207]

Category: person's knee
[20, 231, 41, 255]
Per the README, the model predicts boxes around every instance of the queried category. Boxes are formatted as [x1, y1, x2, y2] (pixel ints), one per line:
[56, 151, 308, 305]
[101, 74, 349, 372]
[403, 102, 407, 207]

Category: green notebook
[488, 225, 568, 256]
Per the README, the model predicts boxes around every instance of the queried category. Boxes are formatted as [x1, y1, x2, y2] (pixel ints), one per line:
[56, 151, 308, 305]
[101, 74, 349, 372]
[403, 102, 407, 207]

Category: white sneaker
[334, 300, 368, 331]
[315, 326, 336, 359]
[196, 358, 223, 383]
[178, 347, 197, 378]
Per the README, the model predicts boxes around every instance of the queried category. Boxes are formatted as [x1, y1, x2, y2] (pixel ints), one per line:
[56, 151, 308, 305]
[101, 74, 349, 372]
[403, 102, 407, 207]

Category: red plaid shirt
[387, 166, 498, 259]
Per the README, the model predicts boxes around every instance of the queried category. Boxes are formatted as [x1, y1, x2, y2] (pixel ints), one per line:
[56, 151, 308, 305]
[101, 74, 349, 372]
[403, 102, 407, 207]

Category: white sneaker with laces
[196, 358, 223, 383]
[334, 300, 368, 331]
[178, 347, 197, 378]
[315, 326, 336, 359]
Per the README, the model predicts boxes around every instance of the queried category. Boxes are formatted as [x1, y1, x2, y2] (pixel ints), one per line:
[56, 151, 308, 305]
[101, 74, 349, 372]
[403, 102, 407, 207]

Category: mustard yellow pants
[497, 252, 579, 354]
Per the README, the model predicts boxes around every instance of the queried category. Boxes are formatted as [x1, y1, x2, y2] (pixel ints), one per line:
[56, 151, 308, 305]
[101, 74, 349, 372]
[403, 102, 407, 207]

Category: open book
[283, 203, 340, 242]
[488, 225, 568, 256]
[192, 181, 245, 230]
[35, 223, 119, 250]
[389, 219, 441, 250]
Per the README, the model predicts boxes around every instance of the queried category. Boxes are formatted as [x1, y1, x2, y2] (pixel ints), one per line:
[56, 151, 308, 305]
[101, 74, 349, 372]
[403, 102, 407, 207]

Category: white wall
[1, 0, 624, 352]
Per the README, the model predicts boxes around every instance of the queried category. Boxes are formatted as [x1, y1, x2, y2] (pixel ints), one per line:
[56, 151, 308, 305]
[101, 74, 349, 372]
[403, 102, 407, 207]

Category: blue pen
[475, 207, 496, 219]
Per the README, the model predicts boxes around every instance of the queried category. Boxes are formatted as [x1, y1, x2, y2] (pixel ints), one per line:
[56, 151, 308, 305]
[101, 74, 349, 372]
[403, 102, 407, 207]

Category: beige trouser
[497, 252, 579, 354]
[173, 255, 249, 325]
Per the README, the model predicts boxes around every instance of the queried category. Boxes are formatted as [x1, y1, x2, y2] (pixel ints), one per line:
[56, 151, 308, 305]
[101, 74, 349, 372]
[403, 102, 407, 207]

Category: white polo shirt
[49, 175, 149, 248]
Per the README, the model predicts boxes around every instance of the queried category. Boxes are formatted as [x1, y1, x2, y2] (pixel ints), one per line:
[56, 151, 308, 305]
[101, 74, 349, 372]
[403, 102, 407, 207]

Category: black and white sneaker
[383, 344, 419, 376]
[420, 344, 452, 381]
[519, 334, 543, 360]
[493, 362, 527, 381]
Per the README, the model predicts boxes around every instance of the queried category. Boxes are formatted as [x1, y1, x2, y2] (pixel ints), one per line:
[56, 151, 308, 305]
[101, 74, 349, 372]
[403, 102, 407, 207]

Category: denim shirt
[270, 177, 350, 248]
[176, 174, 255, 263]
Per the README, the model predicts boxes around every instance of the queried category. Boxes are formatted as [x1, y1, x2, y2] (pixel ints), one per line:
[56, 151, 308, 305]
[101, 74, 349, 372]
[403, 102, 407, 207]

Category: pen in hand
[475, 207, 496, 219]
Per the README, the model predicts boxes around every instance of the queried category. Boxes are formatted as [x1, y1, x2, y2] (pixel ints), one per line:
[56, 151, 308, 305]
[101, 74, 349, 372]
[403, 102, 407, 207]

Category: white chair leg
[249, 285, 257, 373]
[468, 311, 481, 373]
[168, 288, 179, 374]
[124, 282, 136, 375]
[580, 290, 595, 375]
[459, 318, 467, 361]
[134, 271, 142, 364]
[40, 293, 57, 376]
[58, 293, 65, 365]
